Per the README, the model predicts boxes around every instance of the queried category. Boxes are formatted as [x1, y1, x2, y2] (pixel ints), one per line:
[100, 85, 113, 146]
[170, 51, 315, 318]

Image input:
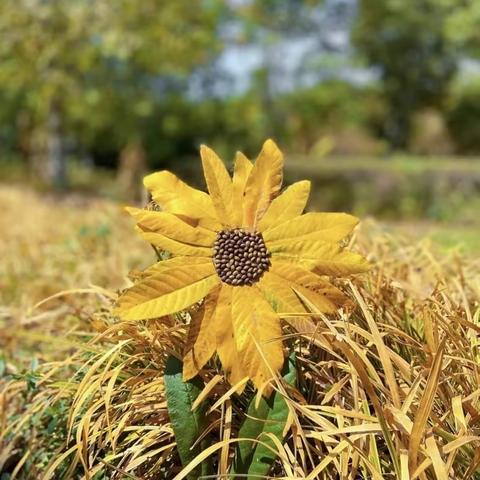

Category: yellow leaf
[257, 271, 307, 315]
[269, 238, 370, 276]
[270, 239, 340, 262]
[116, 264, 219, 320]
[258, 180, 311, 231]
[126, 207, 216, 247]
[231, 286, 284, 391]
[257, 272, 317, 334]
[312, 250, 370, 277]
[231, 151, 253, 226]
[269, 255, 317, 271]
[263, 212, 359, 244]
[200, 145, 233, 225]
[183, 287, 220, 381]
[143, 170, 221, 230]
[139, 231, 212, 257]
[143, 256, 212, 277]
[270, 260, 349, 313]
[243, 139, 284, 229]
[214, 285, 246, 388]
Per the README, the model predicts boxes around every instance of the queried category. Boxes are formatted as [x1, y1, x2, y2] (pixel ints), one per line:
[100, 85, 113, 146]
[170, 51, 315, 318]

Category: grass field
[1, 183, 480, 478]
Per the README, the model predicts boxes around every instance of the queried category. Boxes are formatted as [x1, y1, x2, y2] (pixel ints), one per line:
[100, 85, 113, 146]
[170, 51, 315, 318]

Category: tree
[444, 0, 480, 55]
[227, 0, 326, 142]
[352, 0, 457, 150]
[0, 0, 223, 187]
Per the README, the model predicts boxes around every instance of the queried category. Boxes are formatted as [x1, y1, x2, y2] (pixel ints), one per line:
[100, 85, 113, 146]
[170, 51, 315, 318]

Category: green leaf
[233, 353, 297, 477]
[164, 355, 211, 480]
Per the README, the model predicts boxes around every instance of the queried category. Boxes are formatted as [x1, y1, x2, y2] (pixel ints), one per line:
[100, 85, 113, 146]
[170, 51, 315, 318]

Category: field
[1, 181, 480, 479]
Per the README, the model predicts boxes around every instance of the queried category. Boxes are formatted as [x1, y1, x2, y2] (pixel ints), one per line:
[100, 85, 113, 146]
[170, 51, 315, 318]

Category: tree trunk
[28, 107, 67, 189]
[46, 107, 67, 189]
[117, 141, 147, 203]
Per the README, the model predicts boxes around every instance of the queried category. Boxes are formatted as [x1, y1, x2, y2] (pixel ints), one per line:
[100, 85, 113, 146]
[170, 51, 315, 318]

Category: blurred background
[0, 0, 479, 253]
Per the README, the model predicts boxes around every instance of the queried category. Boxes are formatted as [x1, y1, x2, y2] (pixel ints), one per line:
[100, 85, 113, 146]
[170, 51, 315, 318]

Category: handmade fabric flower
[116, 139, 369, 391]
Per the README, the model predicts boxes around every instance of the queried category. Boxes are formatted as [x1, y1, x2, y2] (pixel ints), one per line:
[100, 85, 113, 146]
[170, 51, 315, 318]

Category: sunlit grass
[1, 186, 479, 478]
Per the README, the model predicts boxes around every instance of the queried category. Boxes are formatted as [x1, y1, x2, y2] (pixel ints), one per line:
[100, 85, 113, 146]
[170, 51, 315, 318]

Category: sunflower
[116, 139, 369, 392]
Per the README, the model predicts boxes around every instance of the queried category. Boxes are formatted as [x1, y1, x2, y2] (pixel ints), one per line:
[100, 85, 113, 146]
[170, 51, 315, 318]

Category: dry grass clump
[1, 188, 480, 479]
[0, 185, 151, 363]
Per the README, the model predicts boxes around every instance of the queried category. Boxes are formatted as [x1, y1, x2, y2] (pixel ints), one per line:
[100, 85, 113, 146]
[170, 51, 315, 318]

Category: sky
[189, 0, 480, 100]
[190, 0, 376, 99]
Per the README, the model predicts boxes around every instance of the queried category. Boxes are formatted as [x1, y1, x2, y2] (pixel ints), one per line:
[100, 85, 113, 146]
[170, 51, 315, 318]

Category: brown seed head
[213, 229, 271, 286]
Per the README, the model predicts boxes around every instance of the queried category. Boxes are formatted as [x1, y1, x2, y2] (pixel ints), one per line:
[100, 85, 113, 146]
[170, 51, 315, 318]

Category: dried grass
[1, 187, 480, 479]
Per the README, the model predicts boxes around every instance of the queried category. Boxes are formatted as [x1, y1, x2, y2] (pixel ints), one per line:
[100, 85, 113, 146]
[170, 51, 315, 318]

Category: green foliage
[0, 0, 223, 151]
[233, 354, 297, 477]
[139, 81, 381, 170]
[444, 0, 480, 54]
[447, 79, 480, 154]
[164, 355, 211, 480]
[288, 155, 480, 225]
[353, 0, 457, 149]
[2, 0, 480, 173]
[278, 81, 383, 154]
[10, 358, 41, 392]
[163, 353, 298, 479]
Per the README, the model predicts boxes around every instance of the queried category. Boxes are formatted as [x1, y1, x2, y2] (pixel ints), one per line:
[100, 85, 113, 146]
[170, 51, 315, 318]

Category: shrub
[447, 78, 480, 154]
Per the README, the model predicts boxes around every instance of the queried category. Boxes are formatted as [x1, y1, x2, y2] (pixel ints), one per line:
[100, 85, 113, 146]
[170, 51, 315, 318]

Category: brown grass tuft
[1, 188, 480, 479]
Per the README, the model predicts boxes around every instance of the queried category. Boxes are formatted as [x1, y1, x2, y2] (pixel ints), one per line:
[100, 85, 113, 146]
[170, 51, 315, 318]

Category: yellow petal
[144, 256, 212, 277]
[231, 151, 253, 226]
[127, 207, 216, 247]
[231, 286, 284, 391]
[270, 260, 349, 313]
[257, 271, 308, 314]
[269, 238, 339, 259]
[200, 145, 234, 225]
[243, 139, 284, 229]
[312, 250, 370, 276]
[214, 285, 247, 388]
[257, 272, 317, 334]
[116, 264, 219, 320]
[183, 287, 220, 381]
[143, 170, 221, 230]
[263, 212, 359, 244]
[258, 180, 311, 232]
[270, 239, 370, 276]
[140, 231, 212, 257]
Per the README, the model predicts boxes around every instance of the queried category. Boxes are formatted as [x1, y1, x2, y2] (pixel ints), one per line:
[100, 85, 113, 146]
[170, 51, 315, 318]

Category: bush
[278, 81, 385, 155]
[447, 78, 480, 154]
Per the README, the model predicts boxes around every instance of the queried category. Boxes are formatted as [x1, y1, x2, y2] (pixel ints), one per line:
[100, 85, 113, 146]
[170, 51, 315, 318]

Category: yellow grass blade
[425, 433, 448, 480]
[349, 282, 401, 409]
[408, 338, 446, 475]
[191, 374, 223, 411]
[219, 399, 232, 475]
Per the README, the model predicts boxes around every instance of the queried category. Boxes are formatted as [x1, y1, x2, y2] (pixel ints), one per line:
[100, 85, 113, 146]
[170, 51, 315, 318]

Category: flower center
[212, 229, 271, 286]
